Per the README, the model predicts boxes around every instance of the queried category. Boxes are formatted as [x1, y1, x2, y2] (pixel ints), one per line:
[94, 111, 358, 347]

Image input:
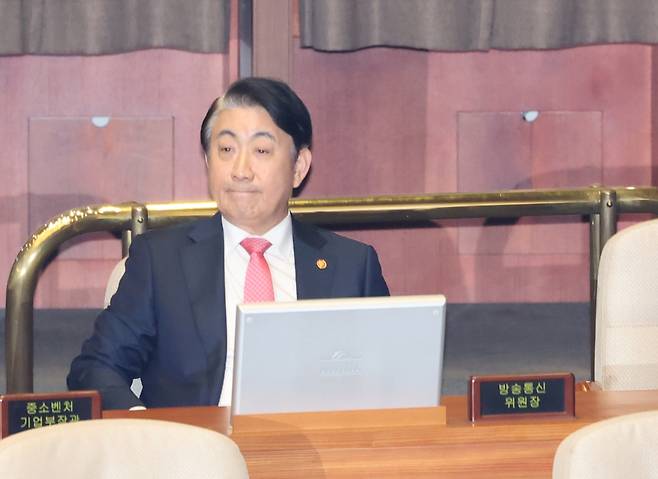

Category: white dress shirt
[218, 213, 297, 406]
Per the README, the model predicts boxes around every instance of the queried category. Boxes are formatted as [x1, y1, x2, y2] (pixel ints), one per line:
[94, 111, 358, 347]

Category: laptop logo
[320, 350, 363, 377]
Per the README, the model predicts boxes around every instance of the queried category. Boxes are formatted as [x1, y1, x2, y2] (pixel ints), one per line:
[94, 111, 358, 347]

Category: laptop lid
[231, 294, 446, 415]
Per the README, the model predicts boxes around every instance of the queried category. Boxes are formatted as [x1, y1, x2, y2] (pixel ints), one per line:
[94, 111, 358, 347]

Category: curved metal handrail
[6, 186, 658, 393]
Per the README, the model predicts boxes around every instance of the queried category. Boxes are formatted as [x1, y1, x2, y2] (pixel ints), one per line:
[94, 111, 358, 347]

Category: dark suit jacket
[67, 214, 389, 409]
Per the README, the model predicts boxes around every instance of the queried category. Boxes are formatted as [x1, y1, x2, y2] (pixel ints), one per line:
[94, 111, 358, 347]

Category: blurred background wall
[2, 0, 657, 308]
[2, 0, 658, 392]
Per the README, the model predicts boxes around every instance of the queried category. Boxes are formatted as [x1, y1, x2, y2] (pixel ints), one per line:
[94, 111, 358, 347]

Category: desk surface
[104, 390, 658, 478]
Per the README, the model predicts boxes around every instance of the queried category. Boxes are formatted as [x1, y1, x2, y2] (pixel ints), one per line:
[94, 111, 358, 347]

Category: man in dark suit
[68, 77, 389, 410]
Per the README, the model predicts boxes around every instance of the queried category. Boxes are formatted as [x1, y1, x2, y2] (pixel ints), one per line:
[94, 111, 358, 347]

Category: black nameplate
[0, 391, 101, 438]
[468, 372, 575, 422]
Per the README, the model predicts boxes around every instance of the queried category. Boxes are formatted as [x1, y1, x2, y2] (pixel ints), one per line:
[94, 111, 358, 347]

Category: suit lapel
[181, 214, 227, 382]
[293, 218, 336, 299]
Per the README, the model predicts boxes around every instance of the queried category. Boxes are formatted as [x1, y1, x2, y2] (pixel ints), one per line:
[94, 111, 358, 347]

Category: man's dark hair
[200, 77, 312, 155]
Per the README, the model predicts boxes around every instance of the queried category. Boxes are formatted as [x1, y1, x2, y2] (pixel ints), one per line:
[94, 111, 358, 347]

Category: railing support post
[599, 190, 618, 248]
[9, 188, 650, 393]
[589, 213, 600, 381]
[5, 275, 34, 393]
[589, 189, 618, 380]
[131, 204, 148, 237]
[120, 203, 148, 257]
[121, 231, 131, 258]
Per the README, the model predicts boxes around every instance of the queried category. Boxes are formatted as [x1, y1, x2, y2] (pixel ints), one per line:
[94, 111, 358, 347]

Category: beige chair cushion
[0, 418, 249, 479]
[595, 218, 658, 390]
[104, 256, 127, 308]
[553, 410, 658, 479]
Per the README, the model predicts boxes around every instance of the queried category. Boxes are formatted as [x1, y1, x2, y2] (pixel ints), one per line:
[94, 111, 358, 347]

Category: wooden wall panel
[28, 117, 174, 261]
[457, 113, 532, 192]
[35, 260, 119, 308]
[0, 50, 230, 308]
[1, 61, 27, 315]
[2, 36, 656, 307]
[293, 46, 429, 196]
[292, 43, 653, 303]
[459, 254, 589, 303]
[253, 0, 294, 82]
[458, 111, 600, 261]
[335, 227, 461, 299]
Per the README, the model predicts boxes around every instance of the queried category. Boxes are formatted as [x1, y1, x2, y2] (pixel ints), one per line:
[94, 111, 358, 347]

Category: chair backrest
[104, 256, 127, 308]
[0, 418, 249, 479]
[595, 218, 658, 390]
[553, 410, 658, 479]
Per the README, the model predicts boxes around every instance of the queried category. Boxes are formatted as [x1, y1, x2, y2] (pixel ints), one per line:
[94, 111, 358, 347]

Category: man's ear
[293, 148, 312, 188]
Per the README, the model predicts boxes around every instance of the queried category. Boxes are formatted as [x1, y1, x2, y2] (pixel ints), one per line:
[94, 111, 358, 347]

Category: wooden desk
[104, 390, 658, 478]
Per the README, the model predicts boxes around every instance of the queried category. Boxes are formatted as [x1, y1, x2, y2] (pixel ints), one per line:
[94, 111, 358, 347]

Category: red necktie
[240, 237, 275, 302]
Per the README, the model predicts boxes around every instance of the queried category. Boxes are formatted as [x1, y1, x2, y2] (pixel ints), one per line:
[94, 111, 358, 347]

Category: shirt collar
[222, 213, 293, 259]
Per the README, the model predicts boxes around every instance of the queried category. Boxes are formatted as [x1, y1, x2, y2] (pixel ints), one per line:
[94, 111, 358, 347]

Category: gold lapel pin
[316, 258, 327, 270]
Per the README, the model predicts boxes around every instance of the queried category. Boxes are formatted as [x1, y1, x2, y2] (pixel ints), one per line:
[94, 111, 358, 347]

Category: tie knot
[240, 237, 272, 255]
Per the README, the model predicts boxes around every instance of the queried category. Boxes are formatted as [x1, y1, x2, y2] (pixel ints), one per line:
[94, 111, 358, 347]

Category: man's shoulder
[134, 215, 220, 248]
[292, 218, 375, 253]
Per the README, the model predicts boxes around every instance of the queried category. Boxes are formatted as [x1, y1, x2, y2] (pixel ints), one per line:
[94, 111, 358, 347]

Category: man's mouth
[227, 188, 259, 194]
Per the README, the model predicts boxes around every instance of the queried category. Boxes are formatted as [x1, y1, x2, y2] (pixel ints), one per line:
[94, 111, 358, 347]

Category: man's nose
[231, 150, 254, 180]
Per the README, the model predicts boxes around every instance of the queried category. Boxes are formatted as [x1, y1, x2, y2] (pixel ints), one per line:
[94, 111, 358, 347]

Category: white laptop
[231, 294, 446, 415]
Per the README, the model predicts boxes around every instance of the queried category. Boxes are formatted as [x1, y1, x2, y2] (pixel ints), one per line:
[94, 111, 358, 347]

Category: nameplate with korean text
[0, 391, 101, 438]
[468, 373, 575, 422]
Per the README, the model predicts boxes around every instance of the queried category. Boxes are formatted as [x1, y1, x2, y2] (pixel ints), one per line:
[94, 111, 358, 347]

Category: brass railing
[6, 186, 658, 393]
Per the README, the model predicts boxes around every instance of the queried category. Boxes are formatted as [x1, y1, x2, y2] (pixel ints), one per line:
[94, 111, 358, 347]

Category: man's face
[206, 105, 311, 235]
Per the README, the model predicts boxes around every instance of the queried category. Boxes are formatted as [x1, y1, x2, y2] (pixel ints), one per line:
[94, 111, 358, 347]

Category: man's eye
[219, 146, 233, 153]
[255, 147, 271, 155]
